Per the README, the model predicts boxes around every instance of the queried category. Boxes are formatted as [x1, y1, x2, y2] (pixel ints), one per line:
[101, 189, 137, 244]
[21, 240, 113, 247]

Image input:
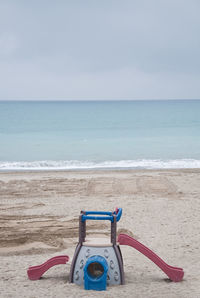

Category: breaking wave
[0, 159, 200, 171]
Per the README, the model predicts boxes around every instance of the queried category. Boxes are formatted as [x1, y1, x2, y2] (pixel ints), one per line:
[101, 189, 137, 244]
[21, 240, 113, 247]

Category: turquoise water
[0, 100, 200, 170]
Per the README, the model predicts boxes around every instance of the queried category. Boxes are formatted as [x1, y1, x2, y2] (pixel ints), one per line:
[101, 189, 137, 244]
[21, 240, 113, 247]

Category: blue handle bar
[81, 208, 122, 223]
[84, 211, 113, 216]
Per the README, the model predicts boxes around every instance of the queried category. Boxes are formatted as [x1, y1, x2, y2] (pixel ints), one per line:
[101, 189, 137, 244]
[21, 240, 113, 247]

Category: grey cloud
[0, 0, 200, 100]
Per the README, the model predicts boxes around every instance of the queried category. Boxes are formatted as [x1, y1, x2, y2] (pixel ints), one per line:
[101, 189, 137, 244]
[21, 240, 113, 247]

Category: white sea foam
[0, 159, 200, 171]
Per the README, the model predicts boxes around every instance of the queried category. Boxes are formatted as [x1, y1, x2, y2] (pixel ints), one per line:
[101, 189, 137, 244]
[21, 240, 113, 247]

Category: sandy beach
[0, 169, 199, 297]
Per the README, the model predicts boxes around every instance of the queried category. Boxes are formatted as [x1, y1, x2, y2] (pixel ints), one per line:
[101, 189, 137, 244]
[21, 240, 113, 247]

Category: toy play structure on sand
[27, 208, 184, 291]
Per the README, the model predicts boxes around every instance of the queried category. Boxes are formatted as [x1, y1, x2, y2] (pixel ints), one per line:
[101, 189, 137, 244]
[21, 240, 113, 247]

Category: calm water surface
[0, 100, 200, 170]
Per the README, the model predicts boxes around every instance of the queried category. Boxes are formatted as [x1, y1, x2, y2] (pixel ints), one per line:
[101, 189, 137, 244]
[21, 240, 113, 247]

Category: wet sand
[0, 169, 199, 297]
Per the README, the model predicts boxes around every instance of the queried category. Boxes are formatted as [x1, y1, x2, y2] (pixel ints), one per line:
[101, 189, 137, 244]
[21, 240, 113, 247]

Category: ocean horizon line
[1, 99, 200, 103]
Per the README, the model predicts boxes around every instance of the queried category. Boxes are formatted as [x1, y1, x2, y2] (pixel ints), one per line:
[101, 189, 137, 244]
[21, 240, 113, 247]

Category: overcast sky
[0, 0, 200, 100]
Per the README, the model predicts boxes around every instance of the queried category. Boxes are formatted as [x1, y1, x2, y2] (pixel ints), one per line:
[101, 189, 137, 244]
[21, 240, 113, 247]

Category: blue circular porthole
[84, 255, 108, 291]
[87, 262, 104, 279]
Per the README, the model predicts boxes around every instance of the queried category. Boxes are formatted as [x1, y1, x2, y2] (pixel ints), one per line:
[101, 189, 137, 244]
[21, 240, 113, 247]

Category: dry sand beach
[0, 169, 199, 298]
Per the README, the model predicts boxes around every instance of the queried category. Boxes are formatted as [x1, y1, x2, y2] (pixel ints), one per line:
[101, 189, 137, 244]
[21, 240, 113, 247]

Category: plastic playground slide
[118, 234, 184, 282]
[27, 255, 69, 280]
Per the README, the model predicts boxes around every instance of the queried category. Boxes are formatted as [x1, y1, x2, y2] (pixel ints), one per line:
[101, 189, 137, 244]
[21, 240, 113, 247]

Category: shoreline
[1, 168, 200, 178]
[1, 167, 200, 172]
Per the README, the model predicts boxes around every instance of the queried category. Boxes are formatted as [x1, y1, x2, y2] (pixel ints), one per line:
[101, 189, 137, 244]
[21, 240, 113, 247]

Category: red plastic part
[27, 255, 69, 280]
[118, 234, 184, 282]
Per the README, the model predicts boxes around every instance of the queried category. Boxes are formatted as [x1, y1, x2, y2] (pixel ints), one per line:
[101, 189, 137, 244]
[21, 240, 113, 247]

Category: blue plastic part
[115, 208, 122, 222]
[82, 215, 113, 222]
[84, 255, 108, 291]
[84, 211, 113, 216]
[81, 208, 122, 223]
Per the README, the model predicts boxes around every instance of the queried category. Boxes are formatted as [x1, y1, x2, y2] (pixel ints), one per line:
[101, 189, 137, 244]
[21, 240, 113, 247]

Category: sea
[0, 100, 200, 171]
